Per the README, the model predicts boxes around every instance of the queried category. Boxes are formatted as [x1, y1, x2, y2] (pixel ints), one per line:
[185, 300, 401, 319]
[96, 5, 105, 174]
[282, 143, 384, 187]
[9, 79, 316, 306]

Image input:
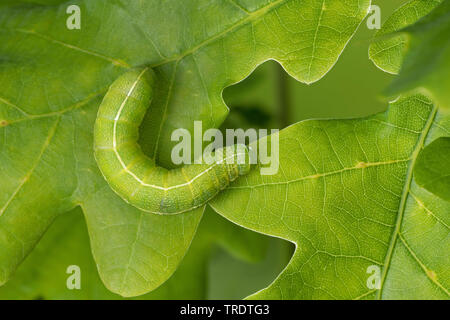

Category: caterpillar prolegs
[94, 68, 250, 215]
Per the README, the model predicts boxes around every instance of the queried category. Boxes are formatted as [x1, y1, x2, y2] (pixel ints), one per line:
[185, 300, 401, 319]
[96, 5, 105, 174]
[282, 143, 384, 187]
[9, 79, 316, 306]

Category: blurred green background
[0, 0, 407, 300]
[223, 0, 405, 129]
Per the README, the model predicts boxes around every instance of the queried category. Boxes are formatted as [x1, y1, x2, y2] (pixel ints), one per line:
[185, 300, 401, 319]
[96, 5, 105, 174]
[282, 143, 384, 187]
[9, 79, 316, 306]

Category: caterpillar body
[94, 68, 250, 215]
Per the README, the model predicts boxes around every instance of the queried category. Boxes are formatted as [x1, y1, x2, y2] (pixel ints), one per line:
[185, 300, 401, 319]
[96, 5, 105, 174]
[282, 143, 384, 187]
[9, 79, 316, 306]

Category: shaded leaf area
[0, 0, 68, 6]
[414, 137, 450, 202]
[0, 0, 369, 296]
[0, 206, 280, 299]
[211, 94, 450, 299]
[223, 0, 408, 131]
[369, 0, 450, 109]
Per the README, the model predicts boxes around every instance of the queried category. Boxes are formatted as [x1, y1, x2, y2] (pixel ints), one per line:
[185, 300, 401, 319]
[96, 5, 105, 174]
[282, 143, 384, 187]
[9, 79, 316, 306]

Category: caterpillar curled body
[94, 68, 250, 215]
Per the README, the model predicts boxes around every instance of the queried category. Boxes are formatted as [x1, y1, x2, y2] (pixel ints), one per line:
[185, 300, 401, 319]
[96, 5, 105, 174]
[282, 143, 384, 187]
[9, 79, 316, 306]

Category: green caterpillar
[94, 67, 250, 215]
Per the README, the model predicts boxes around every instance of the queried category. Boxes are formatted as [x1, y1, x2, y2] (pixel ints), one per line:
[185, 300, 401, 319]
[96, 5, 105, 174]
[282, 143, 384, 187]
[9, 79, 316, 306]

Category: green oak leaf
[369, 0, 450, 108]
[369, 0, 443, 75]
[0, 0, 370, 296]
[386, 0, 450, 109]
[211, 93, 450, 299]
[0, 206, 272, 299]
[414, 137, 450, 202]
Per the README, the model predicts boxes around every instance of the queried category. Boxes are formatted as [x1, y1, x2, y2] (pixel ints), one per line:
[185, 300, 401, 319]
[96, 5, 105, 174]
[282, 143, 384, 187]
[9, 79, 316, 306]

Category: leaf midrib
[377, 105, 438, 299]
